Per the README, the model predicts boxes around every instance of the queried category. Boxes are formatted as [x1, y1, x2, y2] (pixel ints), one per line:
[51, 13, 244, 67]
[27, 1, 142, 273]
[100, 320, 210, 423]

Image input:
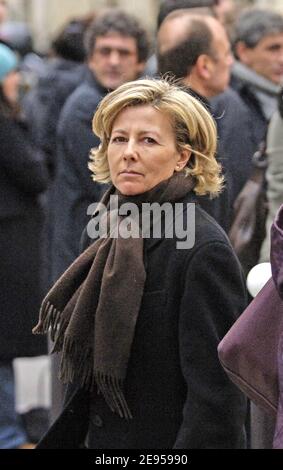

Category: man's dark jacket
[23, 58, 87, 175]
[230, 75, 268, 151]
[211, 87, 254, 205]
[190, 88, 254, 232]
[50, 71, 108, 283]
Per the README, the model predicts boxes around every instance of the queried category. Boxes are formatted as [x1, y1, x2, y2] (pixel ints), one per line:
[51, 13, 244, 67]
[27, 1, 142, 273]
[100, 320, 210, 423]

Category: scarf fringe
[33, 301, 71, 353]
[59, 336, 95, 391]
[59, 336, 133, 420]
[95, 371, 133, 420]
[34, 304, 133, 420]
[32, 301, 61, 340]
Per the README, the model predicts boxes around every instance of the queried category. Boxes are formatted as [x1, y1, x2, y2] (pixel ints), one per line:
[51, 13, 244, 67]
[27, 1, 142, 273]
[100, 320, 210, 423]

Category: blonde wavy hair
[89, 78, 223, 197]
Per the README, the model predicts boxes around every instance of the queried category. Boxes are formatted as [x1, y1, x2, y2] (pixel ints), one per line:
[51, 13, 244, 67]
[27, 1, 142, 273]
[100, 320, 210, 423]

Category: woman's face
[107, 104, 190, 196]
[2, 70, 20, 104]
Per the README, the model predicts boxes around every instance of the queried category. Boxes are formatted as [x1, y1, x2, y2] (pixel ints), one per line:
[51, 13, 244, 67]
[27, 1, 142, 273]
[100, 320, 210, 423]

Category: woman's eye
[111, 136, 127, 143]
[144, 137, 156, 144]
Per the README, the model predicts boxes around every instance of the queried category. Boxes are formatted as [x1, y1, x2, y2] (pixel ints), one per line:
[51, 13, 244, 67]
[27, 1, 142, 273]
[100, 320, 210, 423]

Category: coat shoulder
[59, 79, 104, 130]
[185, 195, 231, 248]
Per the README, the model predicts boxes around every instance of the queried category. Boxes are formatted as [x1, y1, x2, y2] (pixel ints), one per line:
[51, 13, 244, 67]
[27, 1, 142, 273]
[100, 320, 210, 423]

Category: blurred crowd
[1, 0, 283, 449]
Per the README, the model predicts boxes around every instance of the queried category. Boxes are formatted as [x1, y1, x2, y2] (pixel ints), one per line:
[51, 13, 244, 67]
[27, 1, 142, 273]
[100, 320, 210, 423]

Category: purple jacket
[271, 205, 283, 448]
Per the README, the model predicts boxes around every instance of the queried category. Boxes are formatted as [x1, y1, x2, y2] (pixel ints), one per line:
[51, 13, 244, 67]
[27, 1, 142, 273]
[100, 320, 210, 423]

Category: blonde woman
[34, 78, 247, 449]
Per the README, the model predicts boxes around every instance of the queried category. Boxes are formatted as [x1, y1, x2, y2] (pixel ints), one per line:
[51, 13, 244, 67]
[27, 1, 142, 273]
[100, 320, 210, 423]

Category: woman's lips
[119, 171, 143, 176]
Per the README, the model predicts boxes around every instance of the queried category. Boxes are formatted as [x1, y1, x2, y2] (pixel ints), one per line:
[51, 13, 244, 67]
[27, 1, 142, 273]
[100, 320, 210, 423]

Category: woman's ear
[175, 149, 191, 172]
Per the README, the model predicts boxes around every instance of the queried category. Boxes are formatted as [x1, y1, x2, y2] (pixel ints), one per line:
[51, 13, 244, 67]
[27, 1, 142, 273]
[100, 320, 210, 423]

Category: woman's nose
[123, 139, 138, 160]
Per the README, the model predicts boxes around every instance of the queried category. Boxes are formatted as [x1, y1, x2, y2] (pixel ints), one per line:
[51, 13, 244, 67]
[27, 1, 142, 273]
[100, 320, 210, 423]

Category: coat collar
[183, 87, 212, 115]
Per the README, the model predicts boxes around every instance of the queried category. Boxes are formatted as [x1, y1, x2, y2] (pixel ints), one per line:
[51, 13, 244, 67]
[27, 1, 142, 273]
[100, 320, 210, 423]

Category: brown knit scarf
[33, 172, 194, 419]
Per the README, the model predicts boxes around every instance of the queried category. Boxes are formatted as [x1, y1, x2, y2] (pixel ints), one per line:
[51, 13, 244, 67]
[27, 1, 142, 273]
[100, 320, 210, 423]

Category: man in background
[232, 8, 283, 149]
[158, 10, 253, 233]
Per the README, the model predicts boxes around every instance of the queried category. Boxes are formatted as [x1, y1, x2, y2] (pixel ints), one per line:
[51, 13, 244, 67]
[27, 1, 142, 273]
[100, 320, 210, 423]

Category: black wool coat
[188, 89, 254, 233]
[211, 87, 255, 207]
[0, 114, 49, 359]
[37, 195, 247, 449]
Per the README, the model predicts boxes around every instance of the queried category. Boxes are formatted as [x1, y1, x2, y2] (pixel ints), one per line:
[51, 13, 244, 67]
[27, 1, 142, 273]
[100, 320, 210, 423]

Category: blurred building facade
[6, 0, 159, 52]
[4, 0, 283, 53]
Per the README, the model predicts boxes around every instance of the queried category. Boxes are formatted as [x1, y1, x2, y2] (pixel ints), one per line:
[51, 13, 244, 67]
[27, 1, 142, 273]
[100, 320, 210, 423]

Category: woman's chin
[117, 183, 145, 196]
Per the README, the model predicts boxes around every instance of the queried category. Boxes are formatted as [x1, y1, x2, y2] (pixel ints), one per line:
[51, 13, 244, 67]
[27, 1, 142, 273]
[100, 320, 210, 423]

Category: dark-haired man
[232, 8, 283, 148]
